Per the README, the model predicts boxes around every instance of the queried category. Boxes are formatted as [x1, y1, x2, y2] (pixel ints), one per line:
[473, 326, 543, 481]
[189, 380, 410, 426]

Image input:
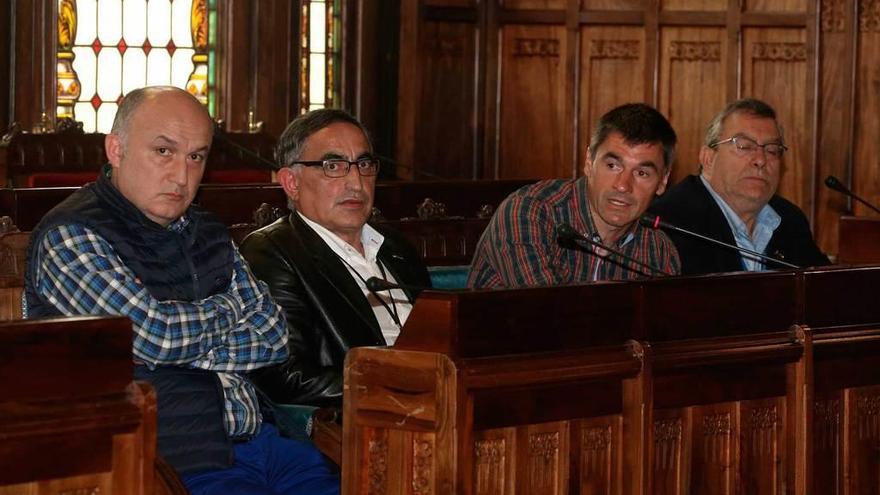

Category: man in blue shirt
[24, 86, 338, 495]
[650, 98, 829, 275]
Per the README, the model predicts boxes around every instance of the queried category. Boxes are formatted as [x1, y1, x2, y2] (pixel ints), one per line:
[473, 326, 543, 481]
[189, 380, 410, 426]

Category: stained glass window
[300, 0, 341, 112]
[56, 0, 216, 133]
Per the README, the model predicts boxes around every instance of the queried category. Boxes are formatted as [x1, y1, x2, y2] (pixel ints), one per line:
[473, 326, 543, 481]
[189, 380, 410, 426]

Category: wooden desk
[0, 316, 162, 494]
[343, 266, 880, 494]
[837, 215, 880, 264]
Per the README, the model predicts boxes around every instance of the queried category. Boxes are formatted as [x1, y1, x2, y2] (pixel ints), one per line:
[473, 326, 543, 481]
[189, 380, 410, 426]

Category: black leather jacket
[240, 213, 431, 407]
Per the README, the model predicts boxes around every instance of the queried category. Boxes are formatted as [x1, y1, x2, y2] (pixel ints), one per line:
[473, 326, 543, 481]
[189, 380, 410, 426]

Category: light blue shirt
[700, 175, 781, 271]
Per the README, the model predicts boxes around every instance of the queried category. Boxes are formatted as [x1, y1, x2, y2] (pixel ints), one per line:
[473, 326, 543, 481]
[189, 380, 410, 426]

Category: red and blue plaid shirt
[468, 177, 681, 288]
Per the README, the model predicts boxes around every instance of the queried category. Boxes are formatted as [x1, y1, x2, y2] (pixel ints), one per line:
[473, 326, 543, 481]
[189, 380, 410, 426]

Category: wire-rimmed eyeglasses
[710, 136, 788, 159]
[292, 158, 381, 178]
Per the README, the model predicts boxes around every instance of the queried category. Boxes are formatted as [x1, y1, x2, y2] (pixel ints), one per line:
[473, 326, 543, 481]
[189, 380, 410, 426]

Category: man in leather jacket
[240, 109, 430, 407]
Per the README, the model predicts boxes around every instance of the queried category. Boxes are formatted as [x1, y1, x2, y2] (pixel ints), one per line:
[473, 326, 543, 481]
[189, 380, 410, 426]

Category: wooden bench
[0, 316, 185, 494]
[1, 130, 276, 187]
[838, 215, 880, 264]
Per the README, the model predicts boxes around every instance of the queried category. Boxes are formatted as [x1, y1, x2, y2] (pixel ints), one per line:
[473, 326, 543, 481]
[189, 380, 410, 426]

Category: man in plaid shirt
[24, 87, 338, 494]
[468, 103, 681, 288]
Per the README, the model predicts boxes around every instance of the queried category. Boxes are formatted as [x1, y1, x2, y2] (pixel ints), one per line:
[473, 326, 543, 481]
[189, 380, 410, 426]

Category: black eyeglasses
[710, 136, 788, 159]
[292, 158, 381, 178]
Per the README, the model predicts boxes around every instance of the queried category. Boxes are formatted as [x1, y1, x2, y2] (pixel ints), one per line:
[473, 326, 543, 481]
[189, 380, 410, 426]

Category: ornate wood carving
[368, 437, 388, 494]
[654, 418, 682, 471]
[815, 399, 840, 450]
[751, 42, 807, 62]
[589, 40, 640, 60]
[413, 438, 434, 495]
[860, 0, 880, 31]
[821, 0, 846, 32]
[581, 426, 611, 480]
[474, 438, 506, 494]
[856, 394, 880, 441]
[669, 41, 721, 61]
[702, 413, 732, 436]
[747, 406, 779, 457]
[423, 36, 466, 60]
[528, 432, 560, 490]
[512, 38, 560, 58]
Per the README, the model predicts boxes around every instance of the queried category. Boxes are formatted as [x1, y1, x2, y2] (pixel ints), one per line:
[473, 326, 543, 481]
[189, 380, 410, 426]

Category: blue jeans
[182, 424, 339, 495]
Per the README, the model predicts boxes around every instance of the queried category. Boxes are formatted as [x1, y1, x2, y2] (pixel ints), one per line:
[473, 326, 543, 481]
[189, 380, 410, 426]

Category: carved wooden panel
[845, 385, 880, 494]
[413, 21, 478, 180]
[473, 428, 515, 495]
[813, 395, 842, 494]
[504, 0, 565, 9]
[742, 28, 811, 215]
[578, 27, 646, 174]
[498, 25, 569, 179]
[661, 0, 726, 10]
[815, 0, 854, 255]
[576, 416, 621, 495]
[853, 24, 880, 219]
[516, 422, 568, 494]
[652, 408, 690, 495]
[412, 434, 436, 495]
[366, 428, 390, 495]
[691, 404, 737, 495]
[740, 398, 786, 495]
[658, 28, 728, 183]
[582, 0, 643, 10]
[746, 0, 809, 12]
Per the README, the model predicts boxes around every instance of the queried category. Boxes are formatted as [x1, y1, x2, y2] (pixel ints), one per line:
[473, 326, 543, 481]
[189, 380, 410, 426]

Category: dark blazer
[649, 175, 830, 275]
[239, 212, 431, 407]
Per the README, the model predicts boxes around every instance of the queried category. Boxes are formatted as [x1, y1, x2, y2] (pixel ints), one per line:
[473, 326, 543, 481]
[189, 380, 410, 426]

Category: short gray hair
[275, 108, 370, 170]
[704, 98, 784, 147]
[111, 86, 209, 145]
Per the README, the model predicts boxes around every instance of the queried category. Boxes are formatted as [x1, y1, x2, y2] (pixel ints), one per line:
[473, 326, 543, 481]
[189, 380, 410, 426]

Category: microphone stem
[571, 234, 669, 277]
[847, 191, 880, 216]
[662, 224, 799, 269]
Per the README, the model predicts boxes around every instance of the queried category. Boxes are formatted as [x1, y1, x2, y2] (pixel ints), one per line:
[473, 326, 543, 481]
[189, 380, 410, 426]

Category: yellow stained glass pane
[147, 0, 172, 46]
[74, 0, 97, 45]
[146, 49, 172, 86]
[123, 0, 147, 45]
[122, 48, 147, 94]
[172, 0, 194, 48]
[96, 0, 121, 45]
[310, 2, 326, 53]
[96, 48, 122, 100]
[96, 102, 118, 133]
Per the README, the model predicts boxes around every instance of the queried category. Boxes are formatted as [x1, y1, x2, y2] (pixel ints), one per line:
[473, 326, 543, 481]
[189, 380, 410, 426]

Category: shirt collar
[699, 174, 781, 240]
[297, 211, 384, 261]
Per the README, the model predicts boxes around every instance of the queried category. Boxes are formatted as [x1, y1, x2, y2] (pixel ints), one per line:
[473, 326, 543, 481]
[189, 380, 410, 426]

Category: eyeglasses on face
[710, 136, 788, 159]
[292, 158, 381, 178]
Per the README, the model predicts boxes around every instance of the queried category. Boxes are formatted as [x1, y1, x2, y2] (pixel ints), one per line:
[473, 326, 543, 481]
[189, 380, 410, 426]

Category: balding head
[111, 86, 212, 149]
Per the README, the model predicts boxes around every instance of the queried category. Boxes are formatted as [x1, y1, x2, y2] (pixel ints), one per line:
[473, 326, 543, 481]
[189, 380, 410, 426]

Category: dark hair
[704, 98, 783, 147]
[589, 103, 677, 170]
[275, 108, 371, 170]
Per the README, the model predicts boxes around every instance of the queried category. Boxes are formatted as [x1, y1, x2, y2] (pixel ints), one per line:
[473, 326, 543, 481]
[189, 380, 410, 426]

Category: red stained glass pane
[118, 38, 128, 55]
[91, 38, 101, 55]
[143, 39, 152, 55]
[90, 93, 102, 110]
[167, 40, 176, 56]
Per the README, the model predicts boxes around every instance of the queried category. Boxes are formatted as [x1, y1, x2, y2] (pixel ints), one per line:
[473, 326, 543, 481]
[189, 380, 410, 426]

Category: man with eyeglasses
[240, 108, 430, 408]
[650, 98, 829, 275]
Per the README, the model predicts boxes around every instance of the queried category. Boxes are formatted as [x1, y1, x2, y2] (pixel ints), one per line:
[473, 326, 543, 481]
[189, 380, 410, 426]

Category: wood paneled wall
[398, 0, 880, 255]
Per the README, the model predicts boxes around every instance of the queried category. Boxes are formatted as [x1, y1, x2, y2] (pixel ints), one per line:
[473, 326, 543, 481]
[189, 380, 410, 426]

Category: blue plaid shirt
[31, 222, 289, 437]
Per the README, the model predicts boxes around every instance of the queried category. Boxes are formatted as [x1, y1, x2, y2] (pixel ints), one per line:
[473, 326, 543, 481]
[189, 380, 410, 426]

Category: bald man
[24, 86, 338, 495]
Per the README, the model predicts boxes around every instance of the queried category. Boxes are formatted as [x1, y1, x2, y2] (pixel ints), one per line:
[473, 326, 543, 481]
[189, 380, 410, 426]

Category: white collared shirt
[297, 212, 413, 345]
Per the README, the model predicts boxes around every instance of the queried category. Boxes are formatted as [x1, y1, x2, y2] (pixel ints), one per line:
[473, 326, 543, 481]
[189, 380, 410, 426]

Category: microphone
[640, 214, 799, 269]
[555, 223, 671, 277]
[824, 175, 880, 215]
[365, 276, 435, 293]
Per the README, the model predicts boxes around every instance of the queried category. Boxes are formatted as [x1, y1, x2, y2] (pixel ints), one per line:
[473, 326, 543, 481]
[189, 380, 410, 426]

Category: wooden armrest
[311, 407, 342, 468]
